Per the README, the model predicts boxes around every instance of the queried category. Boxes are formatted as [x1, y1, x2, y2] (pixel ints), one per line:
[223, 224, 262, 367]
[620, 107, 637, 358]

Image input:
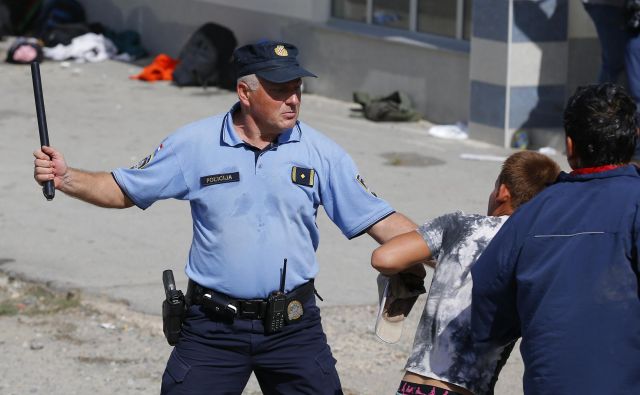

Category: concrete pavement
[0, 53, 569, 394]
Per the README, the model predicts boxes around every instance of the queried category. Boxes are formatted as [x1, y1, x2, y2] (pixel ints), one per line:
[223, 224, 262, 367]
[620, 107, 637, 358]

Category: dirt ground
[0, 272, 418, 395]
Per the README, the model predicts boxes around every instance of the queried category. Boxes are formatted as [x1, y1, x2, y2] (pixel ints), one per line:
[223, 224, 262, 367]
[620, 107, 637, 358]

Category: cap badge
[274, 45, 288, 57]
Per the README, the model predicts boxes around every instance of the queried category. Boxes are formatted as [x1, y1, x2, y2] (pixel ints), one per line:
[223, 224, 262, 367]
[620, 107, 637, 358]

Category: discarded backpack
[172, 22, 237, 88]
[0, 0, 45, 37]
[353, 91, 422, 122]
[32, 0, 86, 41]
[0, 1, 11, 38]
[41, 21, 90, 46]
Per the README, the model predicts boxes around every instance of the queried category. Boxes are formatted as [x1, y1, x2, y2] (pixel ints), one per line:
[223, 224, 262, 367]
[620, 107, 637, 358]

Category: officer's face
[251, 78, 302, 132]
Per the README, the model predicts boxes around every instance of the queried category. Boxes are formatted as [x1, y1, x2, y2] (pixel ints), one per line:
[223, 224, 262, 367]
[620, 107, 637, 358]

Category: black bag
[0, 1, 11, 38]
[41, 21, 90, 46]
[0, 0, 42, 36]
[32, 0, 85, 40]
[172, 22, 237, 88]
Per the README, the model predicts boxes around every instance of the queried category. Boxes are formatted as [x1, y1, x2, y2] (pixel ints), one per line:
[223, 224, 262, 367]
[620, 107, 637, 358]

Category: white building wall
[80, 0, 471, 124]
[78, 0, 602, 131]
[192, 0, 330, 22]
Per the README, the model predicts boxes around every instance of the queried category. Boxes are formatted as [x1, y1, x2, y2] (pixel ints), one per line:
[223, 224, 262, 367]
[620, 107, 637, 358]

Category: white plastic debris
[43, 33, 117, 63]
[460, 153, 507, 162]
[100, 322, 116, 330]
[538, 146, 557, 156]
[428, 123, 468, 140]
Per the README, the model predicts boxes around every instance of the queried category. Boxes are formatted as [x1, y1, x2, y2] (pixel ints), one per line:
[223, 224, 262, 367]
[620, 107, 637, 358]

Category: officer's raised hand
[32, 145, 133, 208]
[33, 146, 67, 189]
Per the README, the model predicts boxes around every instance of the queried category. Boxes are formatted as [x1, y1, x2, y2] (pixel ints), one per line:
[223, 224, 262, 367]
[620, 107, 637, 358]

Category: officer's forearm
[59, 168, 133, 208]
[367, 212, 417, 244]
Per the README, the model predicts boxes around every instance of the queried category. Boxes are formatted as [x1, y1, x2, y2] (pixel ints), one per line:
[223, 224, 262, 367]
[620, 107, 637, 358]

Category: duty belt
[186, 279, 315, 322]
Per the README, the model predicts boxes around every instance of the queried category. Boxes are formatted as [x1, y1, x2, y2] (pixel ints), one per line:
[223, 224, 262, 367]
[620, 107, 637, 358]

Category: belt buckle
[239, 300, 262, 320]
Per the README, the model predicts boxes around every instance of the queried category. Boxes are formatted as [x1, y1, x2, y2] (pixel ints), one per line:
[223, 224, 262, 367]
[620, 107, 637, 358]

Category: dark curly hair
[563, 83, 637, 167]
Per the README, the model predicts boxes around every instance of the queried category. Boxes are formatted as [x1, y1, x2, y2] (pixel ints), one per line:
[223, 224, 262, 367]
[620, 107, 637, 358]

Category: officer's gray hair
[238, 74, 259, 91]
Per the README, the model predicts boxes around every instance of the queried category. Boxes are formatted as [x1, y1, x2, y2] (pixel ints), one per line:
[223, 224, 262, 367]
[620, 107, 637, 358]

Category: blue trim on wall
[512, 0, 568, 43]
[509, 85, 566, 128]
[472, 0, 510, 42]
[470, 80, 506, 128]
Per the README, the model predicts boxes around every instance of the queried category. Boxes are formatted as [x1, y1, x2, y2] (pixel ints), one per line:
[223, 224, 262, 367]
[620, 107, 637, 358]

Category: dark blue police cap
[233, 41, 317, 83]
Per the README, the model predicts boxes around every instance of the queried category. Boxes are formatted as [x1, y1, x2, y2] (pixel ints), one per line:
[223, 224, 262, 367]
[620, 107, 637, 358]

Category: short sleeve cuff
[111, 170, 149, 210]
[416, 225, 437, 253]
[345, 208, 395, 239]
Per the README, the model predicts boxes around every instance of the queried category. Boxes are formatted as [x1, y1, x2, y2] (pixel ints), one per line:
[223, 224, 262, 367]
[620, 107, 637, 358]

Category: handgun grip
[163, 270, 177, 300]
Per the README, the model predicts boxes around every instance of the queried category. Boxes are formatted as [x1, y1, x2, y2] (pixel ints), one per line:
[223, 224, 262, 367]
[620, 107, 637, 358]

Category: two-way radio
[264, 258, 287, 334]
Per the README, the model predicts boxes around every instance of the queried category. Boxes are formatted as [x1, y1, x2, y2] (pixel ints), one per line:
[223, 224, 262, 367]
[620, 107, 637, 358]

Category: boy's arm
[371, 231, 432, 276]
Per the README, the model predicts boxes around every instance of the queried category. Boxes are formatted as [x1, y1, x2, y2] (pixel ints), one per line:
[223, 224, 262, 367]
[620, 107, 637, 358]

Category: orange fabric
[130, 54, 179, 82]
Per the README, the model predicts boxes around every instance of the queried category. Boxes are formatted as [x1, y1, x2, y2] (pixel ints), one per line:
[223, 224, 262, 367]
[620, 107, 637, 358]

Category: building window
[332, 0, 367, 23]
[332, 0, 472, 40]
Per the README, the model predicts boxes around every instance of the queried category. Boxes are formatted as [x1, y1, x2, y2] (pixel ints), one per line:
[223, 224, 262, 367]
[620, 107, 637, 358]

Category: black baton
[31, 61, 55, 201]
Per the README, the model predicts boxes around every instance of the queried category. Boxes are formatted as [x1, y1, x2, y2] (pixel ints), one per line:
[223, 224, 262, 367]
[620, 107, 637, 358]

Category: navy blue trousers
[583, 4, 640, 159]
[161, 296, 342, 395]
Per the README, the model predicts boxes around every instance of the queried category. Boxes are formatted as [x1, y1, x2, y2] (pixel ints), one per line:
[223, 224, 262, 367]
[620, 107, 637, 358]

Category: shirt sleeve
[470, 216, 522, 351]
[111, 139, 189, 209]
[417, 212, 458, 259]
[321, 153, 394, 239]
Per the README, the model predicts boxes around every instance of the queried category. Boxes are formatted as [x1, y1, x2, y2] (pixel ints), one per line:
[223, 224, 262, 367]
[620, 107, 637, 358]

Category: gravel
[0, 270, 523, 395]
[0, 272, 421, 395]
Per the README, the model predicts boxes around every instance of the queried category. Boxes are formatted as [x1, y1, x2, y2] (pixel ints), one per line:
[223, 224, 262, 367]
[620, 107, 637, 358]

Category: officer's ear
[237, 80, 252, 106]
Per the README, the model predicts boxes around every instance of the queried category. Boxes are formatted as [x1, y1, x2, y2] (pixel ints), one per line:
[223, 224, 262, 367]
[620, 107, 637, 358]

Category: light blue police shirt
[112, 104, 394, 299]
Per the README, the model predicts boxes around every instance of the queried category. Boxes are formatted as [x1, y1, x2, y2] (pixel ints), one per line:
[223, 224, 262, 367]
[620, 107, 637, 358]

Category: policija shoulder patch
[291, 166, 315, 187]
[201, 172, 240, 187]
[130, 144, 163, 169]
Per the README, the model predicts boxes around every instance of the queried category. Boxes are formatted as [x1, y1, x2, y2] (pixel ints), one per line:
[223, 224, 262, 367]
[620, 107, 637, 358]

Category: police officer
[33, 40, 417, 394]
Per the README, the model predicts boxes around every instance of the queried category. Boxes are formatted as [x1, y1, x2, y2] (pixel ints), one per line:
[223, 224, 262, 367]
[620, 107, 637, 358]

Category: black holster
[162, 290, 185, 346]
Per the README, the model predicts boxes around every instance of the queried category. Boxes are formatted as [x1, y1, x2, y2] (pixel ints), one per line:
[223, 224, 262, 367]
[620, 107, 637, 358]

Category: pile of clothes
[1, 1, 237, 90]
[2, 0, 147, 64]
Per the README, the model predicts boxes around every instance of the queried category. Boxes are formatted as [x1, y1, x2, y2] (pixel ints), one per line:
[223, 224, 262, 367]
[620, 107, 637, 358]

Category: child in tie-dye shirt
[371, 151, 560, 395]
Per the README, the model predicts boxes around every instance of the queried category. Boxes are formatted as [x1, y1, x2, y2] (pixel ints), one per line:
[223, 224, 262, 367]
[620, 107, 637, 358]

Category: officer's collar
[222, 102, 301, 147]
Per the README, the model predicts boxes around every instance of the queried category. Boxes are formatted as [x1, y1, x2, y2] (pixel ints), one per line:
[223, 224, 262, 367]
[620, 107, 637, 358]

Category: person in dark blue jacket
[470, 83, 640, 395]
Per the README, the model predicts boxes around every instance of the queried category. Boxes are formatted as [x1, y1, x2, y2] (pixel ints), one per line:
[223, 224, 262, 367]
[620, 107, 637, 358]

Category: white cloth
[43, 33, 117, 63]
